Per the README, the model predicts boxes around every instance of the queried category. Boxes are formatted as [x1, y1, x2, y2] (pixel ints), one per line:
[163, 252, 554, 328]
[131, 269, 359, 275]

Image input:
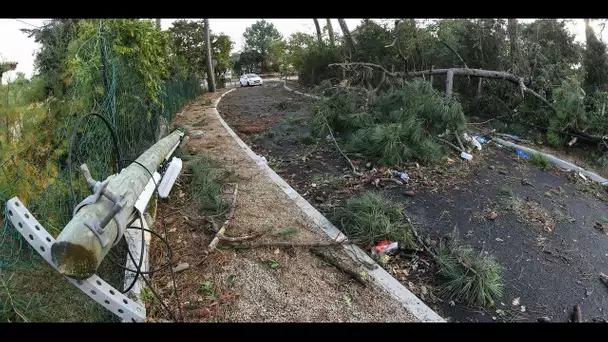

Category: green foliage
[583, 21, 608, 95]
[312, 79, 465, 165]
[242, 20, 283, 72]
[333, 192, 417, 249]
[20, 19, 81, 98]
[298, 44, 342, 86]
[167, 20, 234, 80]
[435, 241, 504, 308]
[188, 156, 231, 215]
[528, 153, 551, 170]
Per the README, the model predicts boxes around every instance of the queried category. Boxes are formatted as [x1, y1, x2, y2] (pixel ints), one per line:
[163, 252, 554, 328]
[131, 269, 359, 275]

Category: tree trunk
[338, 19, 356, 52]
[507, 19, 518, 70]
[326, 19, 335, 47]
[204, 18, 216, 92]
[313, 19, 323, 44]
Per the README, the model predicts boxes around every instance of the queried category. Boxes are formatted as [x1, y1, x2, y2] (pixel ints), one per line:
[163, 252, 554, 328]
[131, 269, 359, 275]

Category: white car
[240, 73, 263, 87]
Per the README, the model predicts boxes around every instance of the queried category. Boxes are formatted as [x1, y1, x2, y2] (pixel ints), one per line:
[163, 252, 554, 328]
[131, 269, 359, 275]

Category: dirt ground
[218, 80, 608, 323]
[147, 88, 417, 322]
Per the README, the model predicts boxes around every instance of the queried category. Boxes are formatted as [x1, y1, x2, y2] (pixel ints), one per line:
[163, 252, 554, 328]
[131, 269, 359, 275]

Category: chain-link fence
[0, 22, 202, 322]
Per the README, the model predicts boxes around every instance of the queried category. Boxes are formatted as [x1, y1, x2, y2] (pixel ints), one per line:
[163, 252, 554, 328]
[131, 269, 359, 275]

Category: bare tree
[204, 18, 216, 92]
[313, 19, 323, 44]
[326, 19, 335, 47]
[338, 19, 356, 52]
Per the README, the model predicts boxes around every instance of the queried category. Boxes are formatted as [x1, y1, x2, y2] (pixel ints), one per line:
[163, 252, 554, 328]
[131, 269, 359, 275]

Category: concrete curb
[211, 87, 445, 322]
[494, 138, 608, 184]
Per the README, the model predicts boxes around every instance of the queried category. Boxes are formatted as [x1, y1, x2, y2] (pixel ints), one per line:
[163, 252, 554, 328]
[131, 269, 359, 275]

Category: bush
[435, 241, 504, 308]
[311, 79, 466, 165]
[298, 45, 343, 86]
[332, 192, 417, 250]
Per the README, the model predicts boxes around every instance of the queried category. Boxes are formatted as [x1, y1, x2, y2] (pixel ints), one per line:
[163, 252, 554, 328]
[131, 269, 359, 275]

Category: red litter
[371, 240, 399, 255]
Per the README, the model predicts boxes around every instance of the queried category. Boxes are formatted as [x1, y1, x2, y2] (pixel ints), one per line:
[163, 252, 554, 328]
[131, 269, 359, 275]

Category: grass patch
[499, 185, 513, 197]
[278, 227, 298, 236]
[435, 241, 504, 308]
[332, 192, 417, 249]
[528, 153, 551, 170]
[311, 173, 344, 188]
[1, 261, 115, 322]
[188, 156, 234, 215]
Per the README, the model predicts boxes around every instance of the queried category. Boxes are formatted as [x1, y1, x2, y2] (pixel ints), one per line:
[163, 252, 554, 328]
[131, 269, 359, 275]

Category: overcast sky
[0, 18, 603, 83]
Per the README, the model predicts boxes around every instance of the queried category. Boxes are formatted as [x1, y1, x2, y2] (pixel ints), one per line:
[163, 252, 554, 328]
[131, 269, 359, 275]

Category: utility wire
[14, 19, 40, 28]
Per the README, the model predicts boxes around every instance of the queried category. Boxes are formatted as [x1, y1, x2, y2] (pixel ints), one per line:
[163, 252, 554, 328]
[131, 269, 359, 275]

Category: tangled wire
[69, 113, 183, 322]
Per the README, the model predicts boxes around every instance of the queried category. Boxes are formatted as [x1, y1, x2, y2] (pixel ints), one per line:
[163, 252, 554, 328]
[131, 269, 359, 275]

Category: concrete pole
[51, 129, 183, 279]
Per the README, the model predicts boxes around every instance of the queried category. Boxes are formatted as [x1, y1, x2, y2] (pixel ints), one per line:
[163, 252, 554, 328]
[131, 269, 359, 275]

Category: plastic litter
[515, 149, 529, 159]
[461, 151, 473, 160]
[390, 170, 409, 181]
[371, 240, 399, 255]
[474, 136, 488, 144]
[463, 133, 482, 150]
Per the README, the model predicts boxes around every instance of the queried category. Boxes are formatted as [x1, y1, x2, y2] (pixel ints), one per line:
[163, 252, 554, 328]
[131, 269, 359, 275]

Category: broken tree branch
[207, 183, 238, 253]
[439, 40, 468, 69]
[232, 240, 353, 249]
[327, 63, 556, 112]
[437, 137, 464, 153]
[310, 247, 367, 286]
[320, 113, 361, 176]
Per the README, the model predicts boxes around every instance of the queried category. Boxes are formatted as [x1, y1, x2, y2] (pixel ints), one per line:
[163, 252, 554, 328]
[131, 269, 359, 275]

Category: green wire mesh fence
[0, 22, 202, 321]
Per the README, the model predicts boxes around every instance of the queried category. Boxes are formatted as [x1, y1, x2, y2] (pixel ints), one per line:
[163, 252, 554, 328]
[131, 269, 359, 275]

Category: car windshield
[246, 74, 258, 78]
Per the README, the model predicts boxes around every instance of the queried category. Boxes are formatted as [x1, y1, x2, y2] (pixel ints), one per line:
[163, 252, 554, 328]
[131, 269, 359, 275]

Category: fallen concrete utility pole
[51, 129, 184, 280]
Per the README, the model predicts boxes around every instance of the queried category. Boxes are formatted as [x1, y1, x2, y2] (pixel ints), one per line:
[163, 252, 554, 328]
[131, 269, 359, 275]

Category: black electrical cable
[116, 158, 184, 322]
[67, 112, 184, 322]
[67, 112, 121, 204]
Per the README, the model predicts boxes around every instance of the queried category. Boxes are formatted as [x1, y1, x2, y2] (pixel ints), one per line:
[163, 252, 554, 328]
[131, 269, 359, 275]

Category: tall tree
[204, 18, 216, 92]
[507, 18, 518, 70]
[167, 20, 206, 78]
[313, 19, 323, 44]
[326, 19, 335, 47]
[243, 20, 283, 72]
[583, 18, 608, 94]
[338, 19, 356, 52]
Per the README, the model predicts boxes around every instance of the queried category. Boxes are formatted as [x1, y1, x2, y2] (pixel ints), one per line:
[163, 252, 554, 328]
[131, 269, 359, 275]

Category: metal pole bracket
[73, 177, 126, 248]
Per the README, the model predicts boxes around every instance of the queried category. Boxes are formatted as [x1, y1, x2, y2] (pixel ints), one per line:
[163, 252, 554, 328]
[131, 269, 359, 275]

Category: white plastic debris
[460, 151, 473, 160]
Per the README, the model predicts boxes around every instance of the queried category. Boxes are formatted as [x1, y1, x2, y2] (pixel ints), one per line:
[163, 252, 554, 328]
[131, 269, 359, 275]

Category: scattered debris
[600, 273, 608, 288]
[310, 248, 367, 286]
[495, 237, 504, 242]
[460, 151, 473, 161]
[499, 170, 508, 175]
[512, 297, 520, 306]
[595, 222, 607, 234]
[578, 172, 588, 181]
[487, 211, 499, 220]
[207, 184, 239, 253]
[390, 169, 409, 182]
[403, 190, 416, 197]
[172, 262, 190, 273]
[366, 162, 372, 169]
[371, 241, 399, 255]
[191, 130, 205, 138]
[488, 165, 496, 170]
[537, 316, 551, 323]
[515, 149, 529, 159]
[521, 179, 534, 187]
[571, 304, 582, 323]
